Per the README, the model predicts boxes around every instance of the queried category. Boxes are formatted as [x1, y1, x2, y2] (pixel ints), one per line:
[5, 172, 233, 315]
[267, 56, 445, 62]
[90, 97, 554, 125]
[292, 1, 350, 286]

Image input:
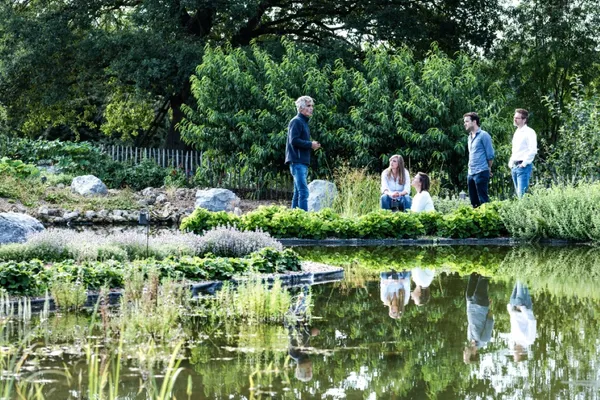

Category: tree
[180, 41, 512, 187]
[492, 0, 600, 147]
[0, 0, 502, 147]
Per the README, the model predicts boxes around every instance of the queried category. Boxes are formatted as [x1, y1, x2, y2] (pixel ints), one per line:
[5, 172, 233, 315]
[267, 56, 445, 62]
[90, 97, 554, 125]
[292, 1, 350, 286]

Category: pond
[3, 245, 600, 399]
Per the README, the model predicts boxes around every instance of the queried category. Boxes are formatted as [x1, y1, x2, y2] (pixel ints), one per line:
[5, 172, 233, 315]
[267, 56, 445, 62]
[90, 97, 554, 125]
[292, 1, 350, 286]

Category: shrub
[432, 195, 471, 215]
[196, 226, 282, 258]
[181, 205, 505, 239]
[0, 248, 302, 295]
[180, 208, 240, 233]
[0, 157, 40, 179]
[437, 203, 506, 239]
[499, 183, 600, 241]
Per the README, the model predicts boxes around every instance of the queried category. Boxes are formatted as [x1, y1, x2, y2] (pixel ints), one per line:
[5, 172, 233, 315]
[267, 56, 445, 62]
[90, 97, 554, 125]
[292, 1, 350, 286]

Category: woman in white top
[380, 154, 412, 212]
[410, 172, 435, 212]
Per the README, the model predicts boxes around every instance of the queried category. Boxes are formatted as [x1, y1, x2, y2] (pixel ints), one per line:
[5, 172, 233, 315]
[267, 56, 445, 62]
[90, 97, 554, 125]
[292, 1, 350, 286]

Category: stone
[63, 211, 80, 221]
[98, 210, 109, 218]
[112, 210, 124, 217]
[0, 212, 45, 244]
[38, 206, 49, 216]
[307, 180, 338, 212]
[56, 183, 65, 190]
[85, 210, 96, 219]
[194, 188, 240, 212]
[70, 175, 108, 196]
[48, 208, 61, 216]
[156, 194, 168, 204]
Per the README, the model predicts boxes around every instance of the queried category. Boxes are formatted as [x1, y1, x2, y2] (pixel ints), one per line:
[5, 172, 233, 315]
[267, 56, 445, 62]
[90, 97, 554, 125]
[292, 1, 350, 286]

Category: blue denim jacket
[467, 129, 495, 175]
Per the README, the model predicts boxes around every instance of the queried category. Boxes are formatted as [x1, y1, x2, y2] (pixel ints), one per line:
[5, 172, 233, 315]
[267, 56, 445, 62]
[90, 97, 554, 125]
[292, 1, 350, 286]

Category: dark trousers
[466, 273, 490, 307]
[467, 170, 490, 208]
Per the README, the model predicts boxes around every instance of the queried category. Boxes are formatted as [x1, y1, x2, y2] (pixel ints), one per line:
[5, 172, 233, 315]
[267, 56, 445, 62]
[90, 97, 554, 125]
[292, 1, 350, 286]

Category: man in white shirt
[508, 109, 537, 197]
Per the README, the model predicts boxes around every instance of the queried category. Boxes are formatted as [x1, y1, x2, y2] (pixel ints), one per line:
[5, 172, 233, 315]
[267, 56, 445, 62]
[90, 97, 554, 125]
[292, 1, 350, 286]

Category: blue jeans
[509, 281, 532, 309]
[512, 163, 532, 198]
[380, 194, 412, 212]
[290, 163, 309, 211]
[467, 170, 490, 208]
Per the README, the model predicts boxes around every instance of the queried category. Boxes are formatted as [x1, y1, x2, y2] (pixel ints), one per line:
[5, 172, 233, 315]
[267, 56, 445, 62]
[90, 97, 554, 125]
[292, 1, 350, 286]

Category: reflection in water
[285, 287, 319, 382]
[8, 245, 600, 398]
[464, 273, 494, 363]
[379, 271, 411, 319]
[507, 281, 536, 361]
[412, 267, 435, 306]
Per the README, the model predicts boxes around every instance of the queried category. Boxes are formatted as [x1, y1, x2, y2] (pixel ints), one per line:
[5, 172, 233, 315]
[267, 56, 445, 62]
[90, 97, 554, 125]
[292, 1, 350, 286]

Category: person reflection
[507, 281, 536, 362]
[463, 272, 494, 363]
[286, 288, 319, 382]
[380, 270, 411, 319]
[411, 268, 435, 306]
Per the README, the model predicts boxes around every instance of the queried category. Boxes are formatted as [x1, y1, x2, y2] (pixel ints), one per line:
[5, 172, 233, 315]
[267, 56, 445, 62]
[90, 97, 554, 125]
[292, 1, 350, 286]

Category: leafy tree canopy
[180, 41, 512, 186]
[0, 0, 502, 146]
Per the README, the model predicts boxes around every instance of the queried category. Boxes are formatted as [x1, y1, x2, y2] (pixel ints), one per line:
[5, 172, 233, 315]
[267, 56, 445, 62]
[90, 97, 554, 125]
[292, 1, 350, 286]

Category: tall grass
[499, 182, 600, 241]
[207, 277, 294, 323]
[332, 166, 380, 217]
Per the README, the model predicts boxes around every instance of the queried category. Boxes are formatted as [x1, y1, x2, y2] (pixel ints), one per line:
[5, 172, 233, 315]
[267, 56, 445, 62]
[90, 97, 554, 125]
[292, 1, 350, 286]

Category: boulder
[308, 180, 337, 212]
[0, 212, 45, 244]
[71, 175, 108, 196]
[195, 188, 240, 212]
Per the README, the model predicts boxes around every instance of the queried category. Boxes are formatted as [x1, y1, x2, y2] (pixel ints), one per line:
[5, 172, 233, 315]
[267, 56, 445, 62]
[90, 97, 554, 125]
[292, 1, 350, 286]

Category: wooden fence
[102, 145, 203, 174]
[101, 144, 294, 199]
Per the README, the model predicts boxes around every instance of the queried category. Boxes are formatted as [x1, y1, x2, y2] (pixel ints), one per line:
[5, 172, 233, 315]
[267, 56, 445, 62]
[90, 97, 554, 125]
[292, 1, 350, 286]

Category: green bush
[0, 157, 40, 179]
[437, 203, 506, 239]
[499, 183, 600, 241]
[0, 248, 303, 295]
[181, 205, 506, 239]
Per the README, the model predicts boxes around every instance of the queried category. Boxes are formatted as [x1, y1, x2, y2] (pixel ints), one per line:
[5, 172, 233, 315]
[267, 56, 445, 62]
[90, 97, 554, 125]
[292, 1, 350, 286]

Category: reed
[332, 165, 380, 217]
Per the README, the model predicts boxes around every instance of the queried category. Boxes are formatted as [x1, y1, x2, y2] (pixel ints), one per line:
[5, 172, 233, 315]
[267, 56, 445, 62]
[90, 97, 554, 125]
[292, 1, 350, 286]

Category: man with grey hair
[285, 96, 321, 211]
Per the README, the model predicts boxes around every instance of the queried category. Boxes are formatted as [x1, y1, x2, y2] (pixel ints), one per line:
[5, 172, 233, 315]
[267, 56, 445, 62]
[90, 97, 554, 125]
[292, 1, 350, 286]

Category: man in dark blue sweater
[285, 96, 321, 211]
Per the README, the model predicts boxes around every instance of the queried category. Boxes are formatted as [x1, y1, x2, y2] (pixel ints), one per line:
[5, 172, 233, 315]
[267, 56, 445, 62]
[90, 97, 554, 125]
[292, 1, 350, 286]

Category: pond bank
[6, 261, 344, 313]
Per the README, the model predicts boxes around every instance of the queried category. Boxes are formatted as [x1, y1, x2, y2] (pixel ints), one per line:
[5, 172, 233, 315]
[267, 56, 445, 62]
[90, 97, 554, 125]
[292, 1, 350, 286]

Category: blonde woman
[380, 154, 412, 211]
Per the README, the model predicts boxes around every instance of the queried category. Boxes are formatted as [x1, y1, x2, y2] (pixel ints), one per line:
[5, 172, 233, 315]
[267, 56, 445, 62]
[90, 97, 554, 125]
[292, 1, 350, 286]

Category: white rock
[0, 213, 45, 244]
[194, 188, 240, 212]
[308, 180, 338, 212]
[70, 175, 108, 196]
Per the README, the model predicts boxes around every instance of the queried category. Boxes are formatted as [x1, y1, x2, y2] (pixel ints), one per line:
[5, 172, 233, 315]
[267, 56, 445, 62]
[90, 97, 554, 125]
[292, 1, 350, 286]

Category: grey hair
[295, 96, 314, 113]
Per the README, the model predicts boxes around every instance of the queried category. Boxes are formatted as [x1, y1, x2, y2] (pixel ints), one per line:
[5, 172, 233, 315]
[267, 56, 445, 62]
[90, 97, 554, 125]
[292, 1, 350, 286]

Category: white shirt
[411, 191, 435, 212]
[380, 277, 411, 306]
[412, 268, 435, 288]
[508, 125, 537, 168]
[507, 304, 537, 347]
[381, 168, 411, 194]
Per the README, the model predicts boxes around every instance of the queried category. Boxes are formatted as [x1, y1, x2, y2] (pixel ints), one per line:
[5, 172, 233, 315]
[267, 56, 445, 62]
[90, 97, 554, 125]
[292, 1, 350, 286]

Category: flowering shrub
[196, 226, 282, 258]
[0, 227, 285, 263]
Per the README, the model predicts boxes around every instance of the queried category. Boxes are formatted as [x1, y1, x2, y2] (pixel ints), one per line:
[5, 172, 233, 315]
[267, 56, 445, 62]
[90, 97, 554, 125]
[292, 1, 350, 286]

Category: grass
[0, 174, 138, 210]
[331, 166, 380, 217]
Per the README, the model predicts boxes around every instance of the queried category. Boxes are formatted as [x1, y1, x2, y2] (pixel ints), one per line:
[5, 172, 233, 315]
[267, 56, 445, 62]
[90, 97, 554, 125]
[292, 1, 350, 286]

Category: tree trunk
[165, 80, 192, 150]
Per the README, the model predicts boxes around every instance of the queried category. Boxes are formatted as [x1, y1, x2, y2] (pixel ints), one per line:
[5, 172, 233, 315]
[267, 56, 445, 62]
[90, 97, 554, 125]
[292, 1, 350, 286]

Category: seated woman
[380, 154, 412, 211]
[380, 270, 411, 319]
[410, 172, 435, 212]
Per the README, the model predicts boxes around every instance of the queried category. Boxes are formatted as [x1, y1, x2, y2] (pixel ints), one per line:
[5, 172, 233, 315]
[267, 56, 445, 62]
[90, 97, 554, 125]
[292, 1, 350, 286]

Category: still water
[6, 245, 600, 399]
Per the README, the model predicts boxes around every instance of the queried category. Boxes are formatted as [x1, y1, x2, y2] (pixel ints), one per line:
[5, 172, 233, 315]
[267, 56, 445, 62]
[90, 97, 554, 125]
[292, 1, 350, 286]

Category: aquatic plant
[206, 276, 296, 323]
[50, 277, 87, 311]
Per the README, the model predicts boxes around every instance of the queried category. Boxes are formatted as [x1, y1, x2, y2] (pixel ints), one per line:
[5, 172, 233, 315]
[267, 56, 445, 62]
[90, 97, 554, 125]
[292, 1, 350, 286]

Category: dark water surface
[8, 245, 600, 399]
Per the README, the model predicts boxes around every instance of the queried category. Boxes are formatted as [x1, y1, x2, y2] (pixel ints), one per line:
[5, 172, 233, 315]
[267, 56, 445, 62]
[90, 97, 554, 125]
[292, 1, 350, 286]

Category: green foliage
[0, 157, 39, 179]
[0, 137, 108, 174]
[181, 41, 511, 188]
[181, 204, 507, 239]
[206, 277, 293, 323]
[0, 260, 45, 296]
[437, 203, 507, 239]
[331, 166, 380, 217]
[492, 0, 600, 145]
[499, 182, 600, 241]
[0, 248, 302, 295]
[541, 77, 600, 184]
[50, 277, 87, 311]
